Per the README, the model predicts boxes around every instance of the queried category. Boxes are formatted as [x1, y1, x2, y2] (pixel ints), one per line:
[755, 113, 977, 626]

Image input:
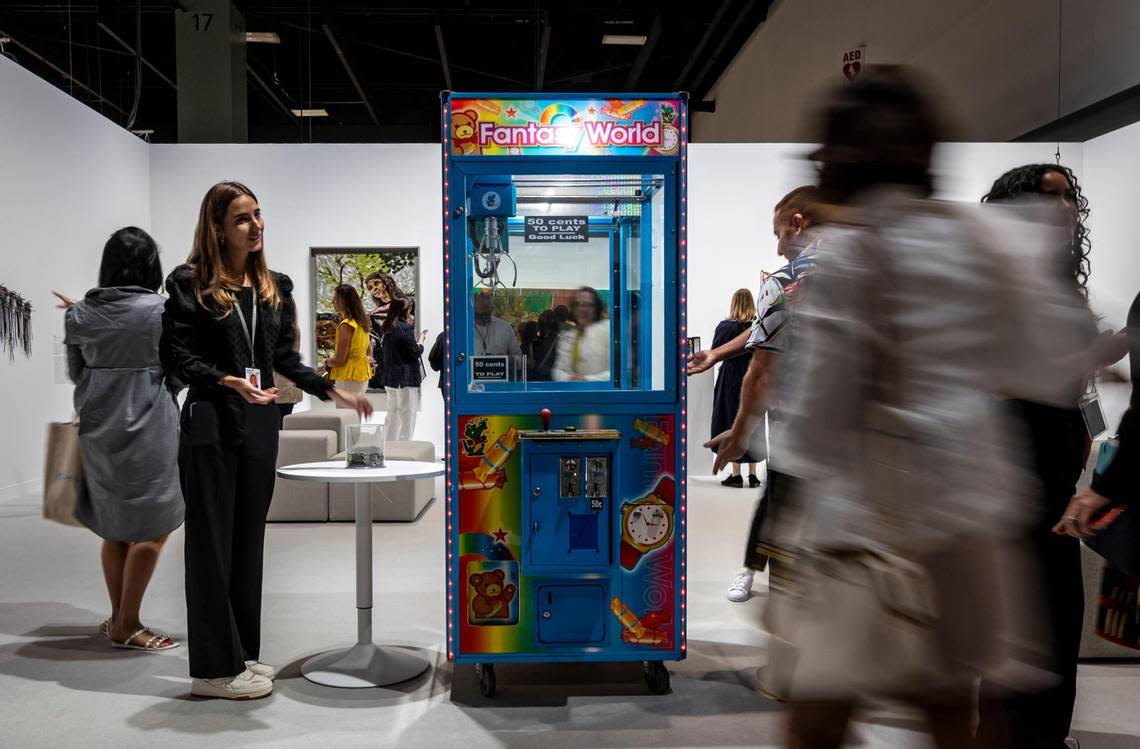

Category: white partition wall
[148, 143, 444, 448]
[682, 141, 1082, 476]
[0, 57, 151, 503]
[1083, 121, 1140, 332]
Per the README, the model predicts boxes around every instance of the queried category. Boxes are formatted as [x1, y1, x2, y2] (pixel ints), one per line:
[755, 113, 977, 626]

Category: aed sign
[471, 355, 509, 381]
[524, 216, 589, 243]
[842, 45, 865, 81]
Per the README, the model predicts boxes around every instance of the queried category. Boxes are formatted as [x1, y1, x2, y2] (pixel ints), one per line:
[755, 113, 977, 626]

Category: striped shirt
[746, 244, 818, 353]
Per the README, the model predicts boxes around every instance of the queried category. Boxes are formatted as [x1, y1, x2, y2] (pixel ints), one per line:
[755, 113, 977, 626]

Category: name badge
[1079, 391, 1107, 440]
[245, 367, 262, 389]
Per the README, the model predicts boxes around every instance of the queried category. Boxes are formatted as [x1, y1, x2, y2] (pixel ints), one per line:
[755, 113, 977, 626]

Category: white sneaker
[191, 669, 273, 700]
[245, 660, 276, 681]
[727, 570, 754, 602]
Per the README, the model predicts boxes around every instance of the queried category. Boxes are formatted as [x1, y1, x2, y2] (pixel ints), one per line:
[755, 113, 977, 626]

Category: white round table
[276, 459, 444, 688]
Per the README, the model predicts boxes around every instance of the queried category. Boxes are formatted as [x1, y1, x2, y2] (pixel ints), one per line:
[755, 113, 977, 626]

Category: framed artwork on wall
[310, 247, 419, 393]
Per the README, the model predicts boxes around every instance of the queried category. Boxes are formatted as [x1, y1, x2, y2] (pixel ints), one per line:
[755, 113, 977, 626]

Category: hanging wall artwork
[310, 247, 420, 393]
[0, 285, 32, 360]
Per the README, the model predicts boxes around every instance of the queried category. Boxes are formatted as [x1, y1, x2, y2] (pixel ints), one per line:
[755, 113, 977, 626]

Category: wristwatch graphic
[620, 476, 676, 570]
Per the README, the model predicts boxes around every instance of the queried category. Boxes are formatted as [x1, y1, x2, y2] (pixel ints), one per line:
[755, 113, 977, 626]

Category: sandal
[112, 627, 180, 652]
[98, 619, 111, 639]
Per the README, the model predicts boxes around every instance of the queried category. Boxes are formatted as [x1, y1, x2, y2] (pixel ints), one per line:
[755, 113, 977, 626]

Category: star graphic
[587, 106, 596, 116]
[492, 527, 509, 543]
[505, 107, 518, 118]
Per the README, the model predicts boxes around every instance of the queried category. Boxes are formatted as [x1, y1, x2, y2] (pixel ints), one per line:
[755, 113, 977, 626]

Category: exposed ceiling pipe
[624, 13, 661, 91]
[536, 17, 550, 91]
[434, 17, 453, 90]
[97, 22, 176, 90]
[0, 28, 128, 116]
[689, 0, 758, 102]
[673, 0, 732, 90]
[322, 22, 379, 126]
[247, 64, 296, 122]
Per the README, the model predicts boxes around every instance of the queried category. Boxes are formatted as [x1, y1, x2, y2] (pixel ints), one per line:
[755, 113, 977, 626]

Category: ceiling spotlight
[245, 32, 281, 44]
[291, 108, 329, 117]
[602, 34, 647, 46]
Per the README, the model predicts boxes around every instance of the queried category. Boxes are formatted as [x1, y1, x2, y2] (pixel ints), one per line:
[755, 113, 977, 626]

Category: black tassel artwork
[0, 285, 33, 360]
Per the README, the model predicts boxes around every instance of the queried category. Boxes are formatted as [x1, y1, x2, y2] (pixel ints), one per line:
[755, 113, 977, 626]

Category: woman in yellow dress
[323, 284, 374, 394]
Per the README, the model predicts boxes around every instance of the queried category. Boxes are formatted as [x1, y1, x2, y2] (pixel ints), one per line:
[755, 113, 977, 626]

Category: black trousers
[980, 401, 1086, 749]
[179, 399, 280, 679]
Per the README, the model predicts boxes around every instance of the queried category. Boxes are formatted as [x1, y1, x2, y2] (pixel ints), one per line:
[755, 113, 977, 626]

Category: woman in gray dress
[61, 227, 183, 651]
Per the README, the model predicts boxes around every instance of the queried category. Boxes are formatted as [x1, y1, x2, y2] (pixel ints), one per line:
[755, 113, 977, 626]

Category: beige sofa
[329, 439, 437, 522]
[268, 409, 437, 523]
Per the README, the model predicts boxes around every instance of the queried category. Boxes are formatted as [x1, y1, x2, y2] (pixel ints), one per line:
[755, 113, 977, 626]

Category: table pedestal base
[301, 642, 429, 688]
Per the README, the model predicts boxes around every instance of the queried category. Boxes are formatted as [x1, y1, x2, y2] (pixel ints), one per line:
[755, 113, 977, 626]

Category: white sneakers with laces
[190, 668, 273, 700]
[727, 570, 755, 602]
[245, 660, 276, 681]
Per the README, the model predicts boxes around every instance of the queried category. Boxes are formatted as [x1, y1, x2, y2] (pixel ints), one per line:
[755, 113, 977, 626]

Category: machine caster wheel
[643, 660, 670, 694]
[475, 663, 496, 698]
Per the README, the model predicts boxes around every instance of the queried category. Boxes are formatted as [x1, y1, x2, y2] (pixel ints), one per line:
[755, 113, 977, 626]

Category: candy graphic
[460, 469, 507, 491]
[633, 418, 670, 447]
[610, 597, 671, 646]
[473, 426, 520, 484]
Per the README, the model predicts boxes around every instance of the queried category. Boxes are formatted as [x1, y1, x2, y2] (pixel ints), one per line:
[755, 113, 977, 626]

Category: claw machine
[440, 92, 688, 697]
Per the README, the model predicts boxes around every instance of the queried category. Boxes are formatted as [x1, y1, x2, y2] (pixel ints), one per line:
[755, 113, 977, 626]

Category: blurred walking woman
[323, 284, 374, 394]
[161, 181, 371, 700]
[63, 227, 182, 652]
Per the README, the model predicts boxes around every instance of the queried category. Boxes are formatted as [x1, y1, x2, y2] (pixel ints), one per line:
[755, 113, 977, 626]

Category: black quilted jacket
[380, 319, 424, 389]
[160, 264, 332, 404]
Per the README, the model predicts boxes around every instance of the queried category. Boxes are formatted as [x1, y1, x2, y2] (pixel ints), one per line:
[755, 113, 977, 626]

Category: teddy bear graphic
[469, 569, 517, 622]
[451, 110, 482, 155]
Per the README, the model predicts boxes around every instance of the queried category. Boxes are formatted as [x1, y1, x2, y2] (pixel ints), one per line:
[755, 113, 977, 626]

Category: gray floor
[2, 476, 1139, 748]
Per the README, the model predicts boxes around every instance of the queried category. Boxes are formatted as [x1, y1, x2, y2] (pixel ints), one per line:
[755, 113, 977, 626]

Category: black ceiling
[0, 1, 773, 143]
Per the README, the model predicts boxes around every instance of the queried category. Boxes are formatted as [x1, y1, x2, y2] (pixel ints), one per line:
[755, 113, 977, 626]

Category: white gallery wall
[148, 142, 445, 446]
[1083, 120, 1140, 331]
[682, 140, 1087, 474]
[2, 55, 1136, 501]
[0, 57, 152, 502]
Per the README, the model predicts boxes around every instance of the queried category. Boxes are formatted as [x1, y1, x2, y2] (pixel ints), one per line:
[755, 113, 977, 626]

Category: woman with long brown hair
[161, 181, 371, 700]
[365, 271, 405, 390]
[322, 284, 373, 394]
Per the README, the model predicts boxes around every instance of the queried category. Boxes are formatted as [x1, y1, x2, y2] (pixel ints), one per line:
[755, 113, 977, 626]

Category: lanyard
[233, 291, 258, 367]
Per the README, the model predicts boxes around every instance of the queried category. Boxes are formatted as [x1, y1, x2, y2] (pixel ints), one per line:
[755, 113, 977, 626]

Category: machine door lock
[532, 486, 542, 496]
[456, 352, 466, 363]
[542, 610, 552, 619]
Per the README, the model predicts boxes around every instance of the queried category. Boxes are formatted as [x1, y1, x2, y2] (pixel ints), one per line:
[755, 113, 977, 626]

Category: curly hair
[365, 271, 405, 302]
[981, 163, 1091, 294]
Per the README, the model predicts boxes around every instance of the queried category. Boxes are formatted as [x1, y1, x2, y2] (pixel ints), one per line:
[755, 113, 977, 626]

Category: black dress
[710, 319, 758, 463]
[978, 280, 1101, 748]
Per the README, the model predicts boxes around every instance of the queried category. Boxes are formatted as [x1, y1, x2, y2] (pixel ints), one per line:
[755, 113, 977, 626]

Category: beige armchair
[271, 409, 438, 523]
[329, 440, 437, 522]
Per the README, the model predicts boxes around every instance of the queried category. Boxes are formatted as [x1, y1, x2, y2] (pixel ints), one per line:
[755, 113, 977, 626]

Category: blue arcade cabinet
[440, 92, 689, 697]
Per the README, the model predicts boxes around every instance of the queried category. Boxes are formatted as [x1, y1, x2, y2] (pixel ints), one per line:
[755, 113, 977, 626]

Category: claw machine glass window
[462, 172, 669, 395]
